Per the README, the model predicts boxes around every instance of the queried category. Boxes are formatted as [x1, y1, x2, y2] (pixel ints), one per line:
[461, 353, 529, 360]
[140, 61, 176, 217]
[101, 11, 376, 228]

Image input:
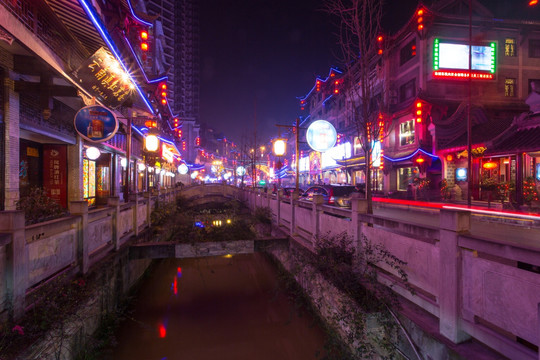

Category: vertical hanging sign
[43, 145, 67, 208]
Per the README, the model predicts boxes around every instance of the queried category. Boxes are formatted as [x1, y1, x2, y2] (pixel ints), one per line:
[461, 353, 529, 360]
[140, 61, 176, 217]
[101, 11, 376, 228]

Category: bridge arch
[179, 183, 243, 207]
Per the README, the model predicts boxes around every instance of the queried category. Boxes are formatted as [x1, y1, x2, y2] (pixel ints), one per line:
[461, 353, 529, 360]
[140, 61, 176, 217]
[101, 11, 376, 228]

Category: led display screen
[438, 43, 493, 71]
[433, 39, 496, 80]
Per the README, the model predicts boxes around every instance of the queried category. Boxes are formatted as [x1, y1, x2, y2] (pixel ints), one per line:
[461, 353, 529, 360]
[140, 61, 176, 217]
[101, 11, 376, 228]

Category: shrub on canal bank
[268, 232, 416, 359]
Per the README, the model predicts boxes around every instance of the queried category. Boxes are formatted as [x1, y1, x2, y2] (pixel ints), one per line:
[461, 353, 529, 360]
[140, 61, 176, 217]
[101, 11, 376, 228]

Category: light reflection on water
[110, 253, 327, 360]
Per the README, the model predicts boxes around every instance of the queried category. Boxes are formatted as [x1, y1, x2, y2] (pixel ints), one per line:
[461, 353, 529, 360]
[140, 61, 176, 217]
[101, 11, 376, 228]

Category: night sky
[198, 0, 536, 145]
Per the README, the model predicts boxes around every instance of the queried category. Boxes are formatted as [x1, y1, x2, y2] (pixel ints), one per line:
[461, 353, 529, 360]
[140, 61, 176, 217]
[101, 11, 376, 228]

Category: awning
[335, 156, 365, 167]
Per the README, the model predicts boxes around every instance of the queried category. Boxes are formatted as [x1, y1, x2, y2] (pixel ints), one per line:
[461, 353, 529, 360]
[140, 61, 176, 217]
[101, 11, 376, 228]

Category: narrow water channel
[110, 253, 328, 360]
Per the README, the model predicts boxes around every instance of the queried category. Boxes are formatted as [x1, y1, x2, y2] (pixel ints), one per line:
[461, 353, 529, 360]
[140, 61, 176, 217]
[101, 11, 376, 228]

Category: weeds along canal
[109, 253, 328, 360]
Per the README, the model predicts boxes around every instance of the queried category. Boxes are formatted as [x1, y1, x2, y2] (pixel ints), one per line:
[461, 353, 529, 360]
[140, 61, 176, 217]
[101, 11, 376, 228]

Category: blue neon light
[79, 0, 154, 114]
[299, 115, 311, 127]
[322, 94, 334, 106]
[126, 1, 153, 27]
[298, 67, 343, 101]
[382, 148, 438, 162]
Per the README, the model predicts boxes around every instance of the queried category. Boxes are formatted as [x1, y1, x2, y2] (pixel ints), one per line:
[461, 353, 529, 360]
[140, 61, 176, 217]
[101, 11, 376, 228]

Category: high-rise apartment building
[145, 0, 200, 162]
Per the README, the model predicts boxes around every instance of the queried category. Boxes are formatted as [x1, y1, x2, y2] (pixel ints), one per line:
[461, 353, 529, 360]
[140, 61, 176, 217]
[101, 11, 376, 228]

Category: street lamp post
[275, 118, 300, 194]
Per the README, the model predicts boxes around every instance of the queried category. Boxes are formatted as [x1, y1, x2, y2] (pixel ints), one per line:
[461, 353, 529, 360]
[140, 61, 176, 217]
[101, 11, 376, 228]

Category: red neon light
[433, 71, 494, 80]
[173, 277, 177, 295]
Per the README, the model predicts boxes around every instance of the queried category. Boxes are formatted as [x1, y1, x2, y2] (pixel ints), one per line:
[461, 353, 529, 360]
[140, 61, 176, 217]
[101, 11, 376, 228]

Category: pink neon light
[433, 71, 494, 80]
[373, 197, 540, 219]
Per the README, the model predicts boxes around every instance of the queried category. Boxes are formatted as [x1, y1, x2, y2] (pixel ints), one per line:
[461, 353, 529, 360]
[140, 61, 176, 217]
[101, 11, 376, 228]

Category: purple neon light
[126, 0, 153, 27]
[382, 148, 437, 162]
[78, 0, 154, 114]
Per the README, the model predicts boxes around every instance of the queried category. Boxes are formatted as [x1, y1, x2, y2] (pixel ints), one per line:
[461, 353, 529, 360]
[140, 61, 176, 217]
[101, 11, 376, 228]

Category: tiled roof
[488, 126, 540, 154]
[435, 103, 519, 151]
[486, 113, 540, 155]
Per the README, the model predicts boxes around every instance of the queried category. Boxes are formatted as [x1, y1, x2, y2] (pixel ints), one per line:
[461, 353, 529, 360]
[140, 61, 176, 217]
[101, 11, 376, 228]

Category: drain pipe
[387, 305, 424, 360]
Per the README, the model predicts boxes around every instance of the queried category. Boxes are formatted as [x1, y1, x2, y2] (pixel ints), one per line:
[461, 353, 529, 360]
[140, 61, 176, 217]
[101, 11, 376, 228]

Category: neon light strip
[442, 205, 540, 221]
[490, 42, 496, 73]
[322, 94, 334, 106]
[433, 38, 439, 70]
[126, 0, 153, 27]
[298, 67, 343, 101]
[382, 148, 437, 162]
[433, 71, 494, 80]
[123, 34, 181, 120]
[79, 0, 154, 114]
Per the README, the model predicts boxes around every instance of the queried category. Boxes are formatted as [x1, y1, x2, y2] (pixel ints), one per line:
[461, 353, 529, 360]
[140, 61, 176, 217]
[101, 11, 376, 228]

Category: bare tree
[325, 0, 388, 214]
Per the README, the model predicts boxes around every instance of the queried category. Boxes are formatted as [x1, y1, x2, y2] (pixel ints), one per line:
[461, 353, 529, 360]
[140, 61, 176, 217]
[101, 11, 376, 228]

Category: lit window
[504, 38, 516, 57]
[399, 120, 415, 146]
[505, 78, 516, 97]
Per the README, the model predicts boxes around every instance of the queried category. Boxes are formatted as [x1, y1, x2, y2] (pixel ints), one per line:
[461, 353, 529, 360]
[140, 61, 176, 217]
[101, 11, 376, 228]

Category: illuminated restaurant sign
[73, 47, 133, 107]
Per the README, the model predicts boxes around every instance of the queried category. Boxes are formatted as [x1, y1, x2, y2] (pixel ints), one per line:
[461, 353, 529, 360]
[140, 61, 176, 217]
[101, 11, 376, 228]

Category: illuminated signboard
[74, 105, 119, 143]
[322, 142, 352, 169]
[162, 144, 174, 163]
[456, 168, 467, 181]
[236, 166, 246, 176]
[371, 141, 382, 168]
[433, 39, 496, 80]
[299, 157, 310, 172]
[73, 47, 133, 107]
[306, 120, 337, 152]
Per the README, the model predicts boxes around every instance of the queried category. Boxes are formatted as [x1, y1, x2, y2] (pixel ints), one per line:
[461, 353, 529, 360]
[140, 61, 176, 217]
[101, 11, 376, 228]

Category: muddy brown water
[110, 253, 327, 360]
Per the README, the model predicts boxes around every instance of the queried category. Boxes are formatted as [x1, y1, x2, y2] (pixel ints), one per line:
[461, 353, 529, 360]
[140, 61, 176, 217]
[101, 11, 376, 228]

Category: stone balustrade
[0, 189, 179, 320]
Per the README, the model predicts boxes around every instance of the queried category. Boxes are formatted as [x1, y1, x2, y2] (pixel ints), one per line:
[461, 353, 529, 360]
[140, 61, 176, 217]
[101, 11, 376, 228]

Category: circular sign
[178, 163, 189, 175]
[236, 166, 246, 176]
[74, 105, 119, 143]
[306, 120, 337, 152]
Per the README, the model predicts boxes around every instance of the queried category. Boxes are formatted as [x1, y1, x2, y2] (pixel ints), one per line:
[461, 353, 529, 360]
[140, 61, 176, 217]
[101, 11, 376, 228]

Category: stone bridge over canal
[129, 237, 288, 260]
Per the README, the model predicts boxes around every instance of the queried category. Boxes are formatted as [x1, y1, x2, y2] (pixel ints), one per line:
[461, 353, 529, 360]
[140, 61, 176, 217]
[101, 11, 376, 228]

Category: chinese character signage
[74, 105, 119, 142]
[73, 47, 133, 107]
[43, 145, 67, 208]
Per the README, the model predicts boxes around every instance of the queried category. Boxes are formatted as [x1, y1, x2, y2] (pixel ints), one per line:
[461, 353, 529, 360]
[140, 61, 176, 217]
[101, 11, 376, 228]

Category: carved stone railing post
[70, 201, 89, 274]
[0, 211, 27, 320]
[144, 191, 152, 228]
[108, 196, 121, 251]
[439, 209, 471, 344]
[290, 191, 299, 236]
[312, 194, 324, 246]
[276, 189, 283, 226]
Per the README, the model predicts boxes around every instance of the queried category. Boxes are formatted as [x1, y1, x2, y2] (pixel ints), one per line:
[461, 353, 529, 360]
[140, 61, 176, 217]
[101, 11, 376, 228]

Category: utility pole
[275, 117, 301, 194]
[467, 0, 472, 207]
